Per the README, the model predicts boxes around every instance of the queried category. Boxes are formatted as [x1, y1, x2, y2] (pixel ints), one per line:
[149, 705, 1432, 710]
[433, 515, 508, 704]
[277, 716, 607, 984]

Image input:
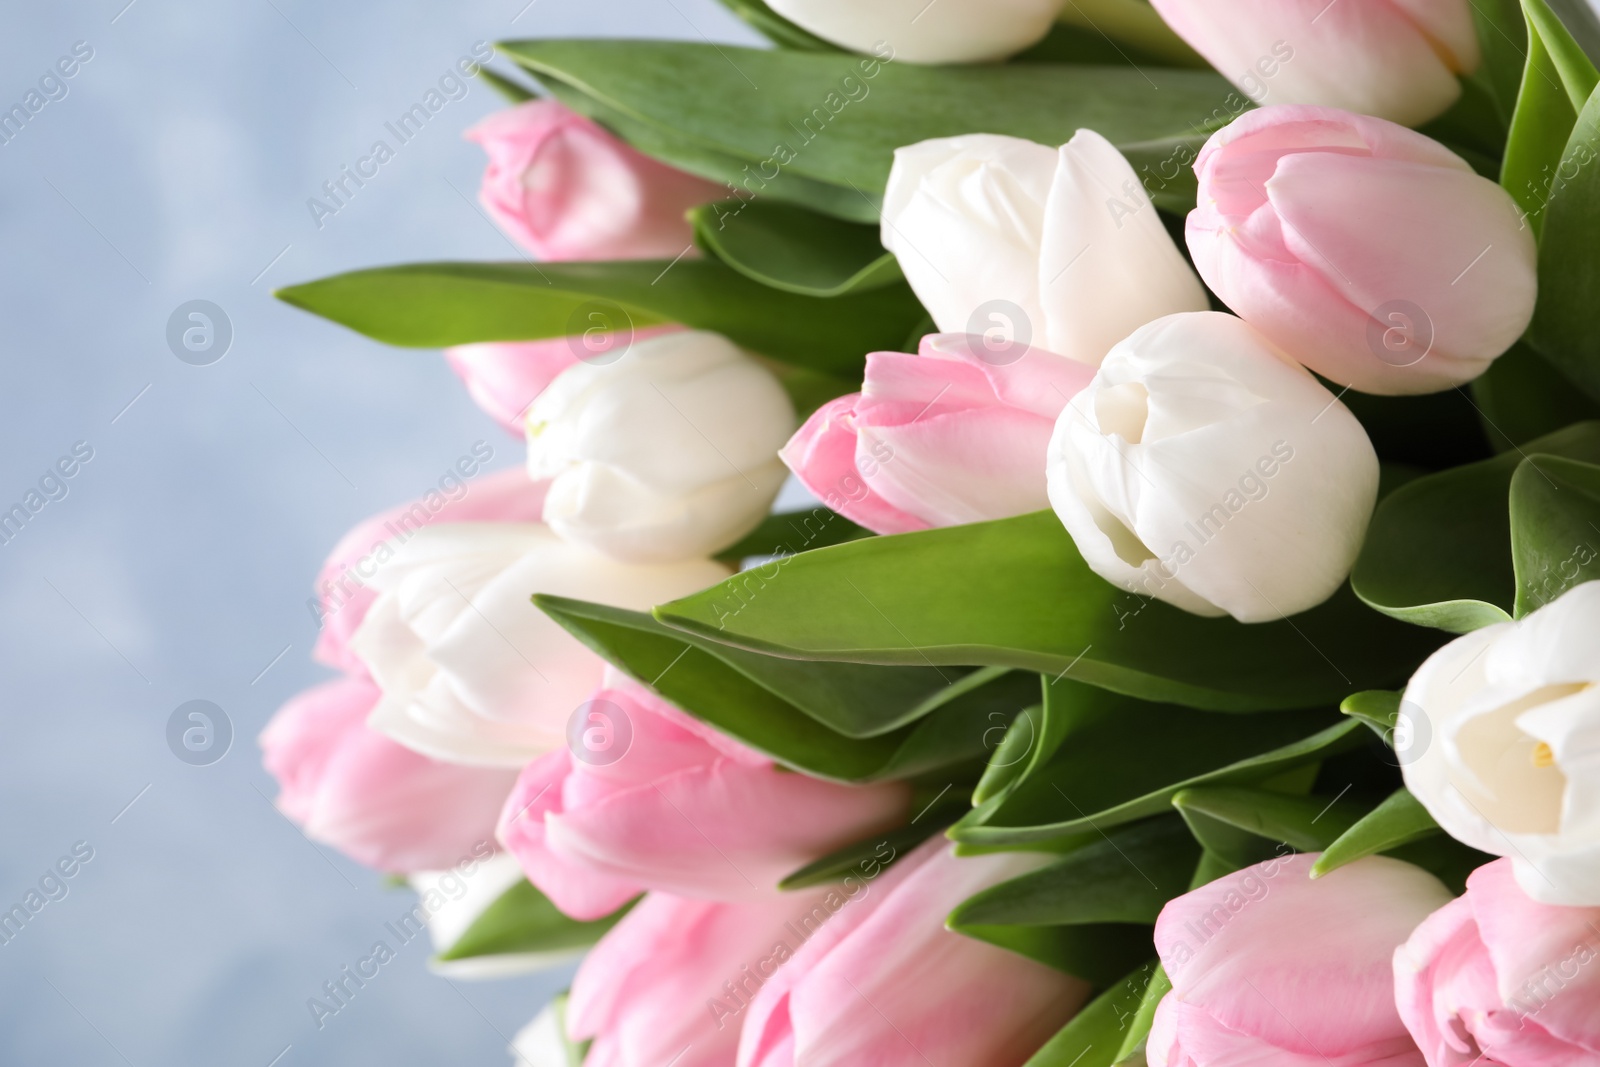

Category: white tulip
[511, 1001, 571, 1066]
[765, 0, 1064, 64]
[1402, 581, 1600, 907]
[350, 522, 728, 767]
[526, 330, 795, 563]
[881, 130, 1209, 367]
[1046, 312, 1379, 622]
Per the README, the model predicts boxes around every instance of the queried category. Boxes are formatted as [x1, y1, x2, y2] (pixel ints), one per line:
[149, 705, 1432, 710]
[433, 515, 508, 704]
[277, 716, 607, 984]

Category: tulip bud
[1046, 312, 1379, 622]
[1149, 0, 1479, 126]
[1151, 853, 1453, 1067]
[1401, 581, 1600, 907]
[1395, 858, 1600, 1066]
[780, 333, 1096, 534]
[738, 839, 1089, 1067]
[260, 676, 518, 873]
[525, 330, 796, 563]
[445, 330, 686, 434]
[497, 674, 911, 920]
[764, 0, 1063, 63]
[568, 889, 840, 1067]
[465, 100, 723, 261]
[349, 523, 728, 767]
[1189, 106, 1537, 396]
[882, 130, 1208, 367]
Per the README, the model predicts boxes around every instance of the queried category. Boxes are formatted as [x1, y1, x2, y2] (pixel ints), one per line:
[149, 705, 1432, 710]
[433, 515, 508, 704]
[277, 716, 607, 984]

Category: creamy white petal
[765, 0, 1063, 64]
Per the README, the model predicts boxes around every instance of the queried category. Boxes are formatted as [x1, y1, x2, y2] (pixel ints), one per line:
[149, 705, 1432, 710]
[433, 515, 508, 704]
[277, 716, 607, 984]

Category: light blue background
[0, 1, 760, 1064]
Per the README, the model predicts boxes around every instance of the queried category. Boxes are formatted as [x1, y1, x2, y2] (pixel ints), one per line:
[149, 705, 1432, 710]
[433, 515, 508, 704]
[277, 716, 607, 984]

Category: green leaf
[1311, 788, 1441, 878]
[1470, 0, 1533, 126]
[692, 198, 902, 297]
[950, 818, 1199, 929]
[656, 510, 1440, 713]
[499, 40, 1239, 222]
[1548, 0, 1600, 65]
[712, 0, 841, 51]
[1471, 342, 1600, 451]
[1510, 454, 1600, 614]
[479, 67, 538, 103]
[951, 683, 1365, 849]
[778, 798, 961, 890]
[533, 596, 1004, 780]
[1528, 83, 1600, 398]
[1171, 786, 1363, 864]
[1024, 962, 1161, 1067]
[1049, 0, 1208, 67]
[1503, 0, 1598, 237]
[274, 260, 925, 379]
[1352, 421, 1600, 631]
[714, 507, 873, 565]
[1340, 690, 1402, 739]
[973, 703, 1045, 806]
[435, 880, 630, 963]
[1113, 964, 1171, 1066]
[954, 920, 1156, 987]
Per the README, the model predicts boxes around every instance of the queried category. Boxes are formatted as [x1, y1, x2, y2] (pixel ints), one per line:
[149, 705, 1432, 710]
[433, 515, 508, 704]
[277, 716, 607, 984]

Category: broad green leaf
[1050, 0, 1208, 67]
[1471, 342, 1600, 451]
[435, 880, 629, 963]
[274, 260, 925, 378]
[1510, 454, 1600, 614]
[952, 682, 1366, 849]
[1340, 690, 1402, 739]
[1311, 788, 1440, 878]
[657, 511, 1440, 713]
[714, 507, 873, 565]
[713, 0, 838, 49]
[534, 596, 1001, 779]
[499, 40, 1238, 222]
[950, 817, 1199, 929]
[1113, 964, 1172, 1066]
[1470, 0, 1533, 125]
[973, 703, 1045, 806]
[480, 67, 537, 103]
[1529, 84, 1600, 398]
[1171, 786, 1363, 862]
[1548, 0, 1600, 64]
[692, 198, 903, 296]
[1024, 962, 1160, 1067]
[1352, 422, 1600, 630]
[1503, 0, 1598, 236]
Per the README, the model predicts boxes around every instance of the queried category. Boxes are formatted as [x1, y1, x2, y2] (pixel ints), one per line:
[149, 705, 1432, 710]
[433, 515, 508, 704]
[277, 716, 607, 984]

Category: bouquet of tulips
[265, 0, 1600, 1063]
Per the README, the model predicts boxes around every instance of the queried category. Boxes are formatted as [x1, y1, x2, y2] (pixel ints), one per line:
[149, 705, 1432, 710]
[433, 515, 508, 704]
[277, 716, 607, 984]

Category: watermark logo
[965, 299, 1032, 366]
[166, 699, 232, 766]
[166, 300, 232, 366]
[564, 301, 635, 366]
[567, 698, 632, 766]
[1367, 300, 1433, 369]
[1384, 699, 1432, 768]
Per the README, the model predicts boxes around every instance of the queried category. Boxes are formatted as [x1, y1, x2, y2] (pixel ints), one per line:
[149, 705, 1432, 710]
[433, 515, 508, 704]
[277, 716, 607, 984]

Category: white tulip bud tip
[566, 697, 633, 767]
[564, 298, 638, 367]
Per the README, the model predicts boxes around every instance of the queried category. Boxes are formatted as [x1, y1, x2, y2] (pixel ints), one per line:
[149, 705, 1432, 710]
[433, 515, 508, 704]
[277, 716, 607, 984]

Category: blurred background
[0, 1, 762, 1063]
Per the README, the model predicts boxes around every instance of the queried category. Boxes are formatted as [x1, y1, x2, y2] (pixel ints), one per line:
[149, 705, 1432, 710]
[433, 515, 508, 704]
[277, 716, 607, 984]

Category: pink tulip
[1187, 106, 1537, 396]
[310, 466, 547, 676]
[260, 676, 519, 873]
[1149, 0, 1479, 126]
[567, 888, 841, 1067]
[1150, 853, 1454, 1067]
[444, 328, 681, 435]
[779, 333, 1095, 534]
[1394, 858, 1600, 1066]
[465, 99, 723, 261]
[738, 838, 1090, 1067]
[497, 674, 911, 920]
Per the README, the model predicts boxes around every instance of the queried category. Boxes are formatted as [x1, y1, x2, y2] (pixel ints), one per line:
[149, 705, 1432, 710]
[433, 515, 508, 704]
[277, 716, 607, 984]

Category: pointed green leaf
[480, 67, 537, 103]
[950, 818, 1199, 929]
[711, 0, 840, 51]
[274, 260, 925, 378]
[499, 40, 1237, 221]
[973, 702, 1045, 807]
[1024, 962, 1161, 1067]
[1352, 421, 1600, 630]
[691, 199, 903, 297]
[1113, 964, 1171, 1066]
[1340, 690, 1402, 739]
[1311, 788, 1441, 878]
[1529, 85, 1600, 399]
[951, 683, 1366, 849]
[435, 880, 630, 963]
[713, 507, 873, 565]
[657, 511, 1440, 712]
[1171, 786, 1363, 858]
[1470, 342, 1600, 451]
[953, 921, 1155, 987]
[1511, 454, 1600, 614]
[778, 800, 959, 890]
[1503, 0, 1595, 234]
